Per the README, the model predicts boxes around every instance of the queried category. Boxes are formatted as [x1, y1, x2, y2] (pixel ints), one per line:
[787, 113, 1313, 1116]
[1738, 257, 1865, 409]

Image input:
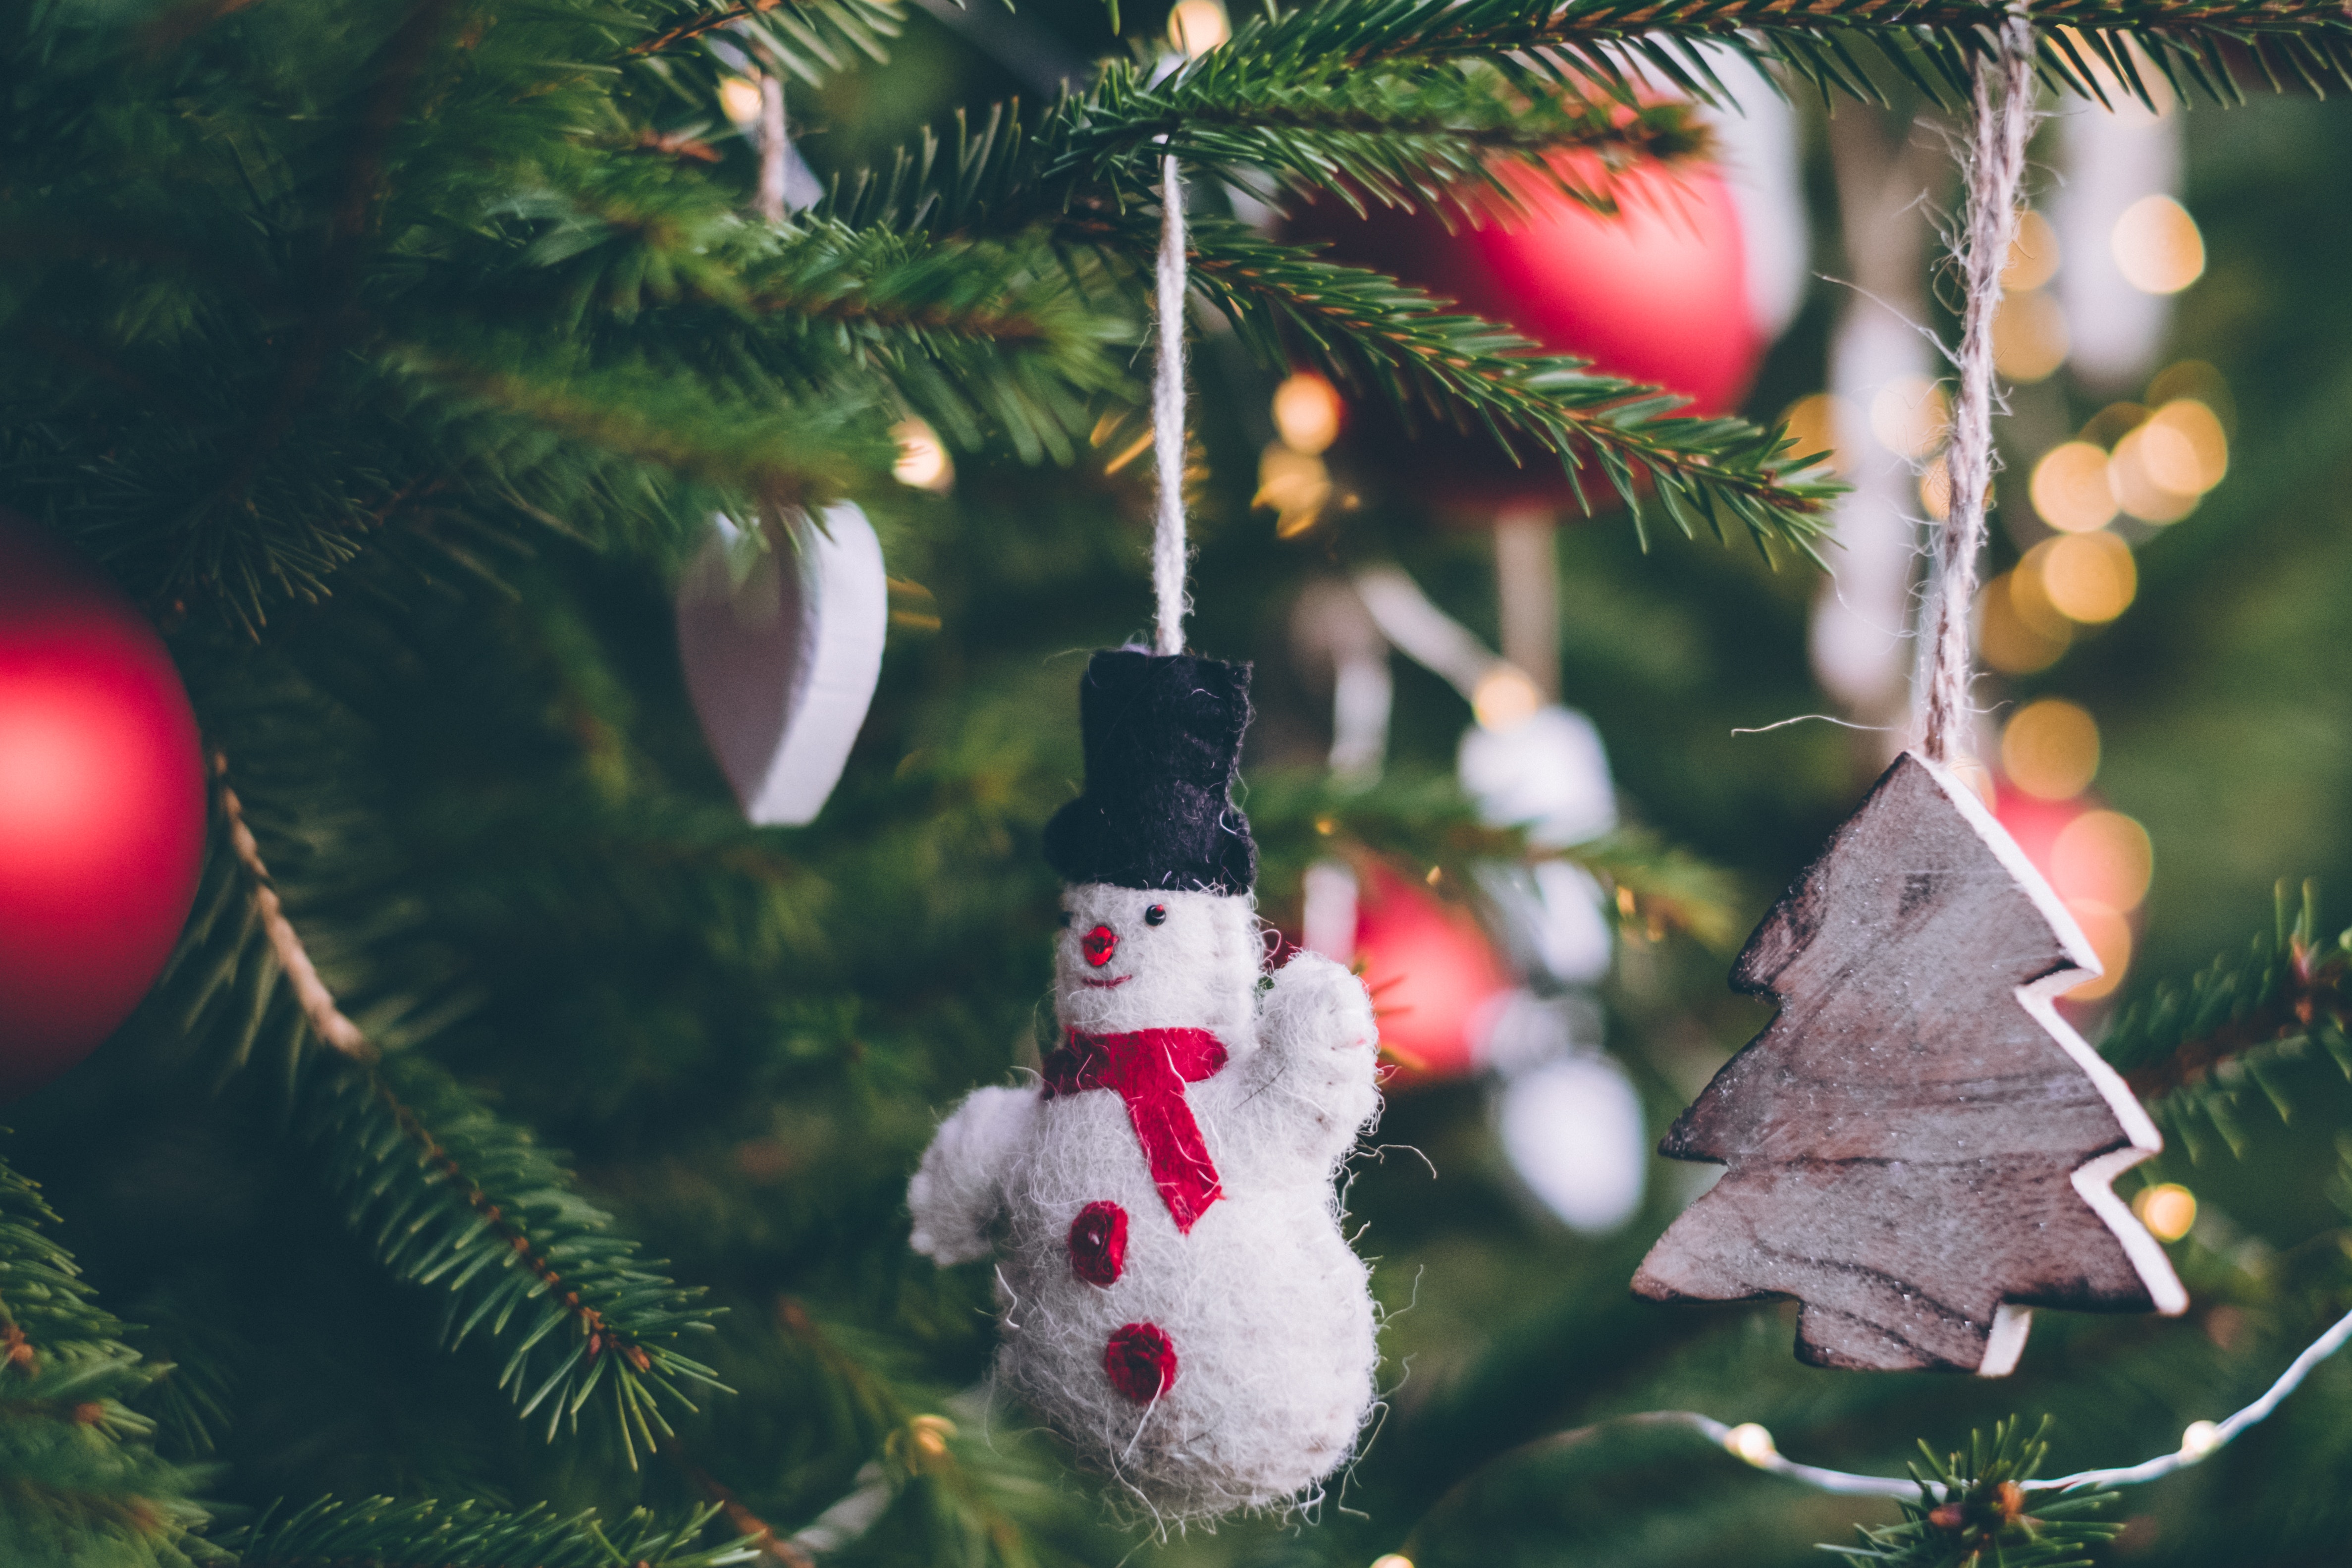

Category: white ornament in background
[1457, 704, 1618, 849]
[1300, 860, 1360, 965]
[1702, 54, 1812, 344]
[1459, 704, 1619, 987]
[1486, 990, 1648, 1234]
[1809, 305, 1929, 728]
[2054, 86, 2183, 387]
[676, 504, 888, 827]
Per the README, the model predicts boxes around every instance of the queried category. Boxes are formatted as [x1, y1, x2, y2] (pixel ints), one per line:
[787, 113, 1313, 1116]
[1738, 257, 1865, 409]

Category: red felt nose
[1082, 925, 1118, 967]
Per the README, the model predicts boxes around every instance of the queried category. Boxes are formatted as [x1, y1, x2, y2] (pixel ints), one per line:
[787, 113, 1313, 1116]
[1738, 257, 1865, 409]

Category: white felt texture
[908, 882, 1384, 1519]
[676, 504, 887, 827]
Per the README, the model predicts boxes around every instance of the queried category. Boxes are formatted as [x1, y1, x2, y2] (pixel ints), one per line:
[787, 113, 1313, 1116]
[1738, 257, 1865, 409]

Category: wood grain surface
[1632, 752, 2187, 1374]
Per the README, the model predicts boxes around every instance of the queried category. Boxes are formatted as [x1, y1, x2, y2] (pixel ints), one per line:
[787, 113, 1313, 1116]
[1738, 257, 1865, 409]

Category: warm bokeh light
[2179, 1420, 2221, 1459]
[2051, 809, 2154, 911]
[1167, 0, 1230, 54]
[2030, 441, 2119, 533]
[1992, 288, 2069, 382]
[1725, 1422, 1778, 1464]
[2112, 194, 2205, 295]
[2002, 211, 2063, 291]
[1256, 443, 1332, 538]
[1272, 372, 1344, 455]
[718, 76, 763, 127]
[1980, 570, 2071, 674]
[1870, 376, 1948, 460]
[2038, 531, 2137, 624]
[1471, 664, 1543, 731]
[1370, 1557, 1416, 1568]
[1918, 454, 1951, 521]
[2002, 698, 2099, 800]
[1778, 391, 1854, 476]
[890, 418, 953, 491]
[2064, 897, 2133, 1000]
[2109, 398, 2227, 525]
[2135, 1183, 2198, 1243]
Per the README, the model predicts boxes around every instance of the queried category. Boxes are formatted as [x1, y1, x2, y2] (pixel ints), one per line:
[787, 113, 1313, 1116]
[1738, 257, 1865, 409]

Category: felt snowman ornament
[908, 649, 1385, 1518]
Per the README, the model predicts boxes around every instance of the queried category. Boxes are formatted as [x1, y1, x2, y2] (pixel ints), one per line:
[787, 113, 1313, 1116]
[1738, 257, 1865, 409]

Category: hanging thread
[1916, 7, 2036, 764]
[1152, 153, 1190, 657]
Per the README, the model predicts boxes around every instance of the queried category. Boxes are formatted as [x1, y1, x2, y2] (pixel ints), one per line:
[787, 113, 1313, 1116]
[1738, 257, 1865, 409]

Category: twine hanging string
[1915, 5, 2036, 764]
[1152, 153, 1189, 657]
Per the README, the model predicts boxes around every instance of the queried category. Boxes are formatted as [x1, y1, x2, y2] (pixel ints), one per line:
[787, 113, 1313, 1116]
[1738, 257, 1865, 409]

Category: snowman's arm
[908, 1085, 1036, 1266]
[1240, 952, 1383, 1169]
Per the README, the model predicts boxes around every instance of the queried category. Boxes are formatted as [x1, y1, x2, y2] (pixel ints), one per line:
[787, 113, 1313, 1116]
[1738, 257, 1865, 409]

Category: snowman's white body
[908, 882, 1384, 1518]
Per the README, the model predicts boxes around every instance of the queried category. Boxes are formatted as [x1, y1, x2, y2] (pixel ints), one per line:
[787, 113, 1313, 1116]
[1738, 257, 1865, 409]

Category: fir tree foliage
[0, 1155, 208, 1568]
[1826, 1419, 2117, 1568]
[2103, 878, 2352, 1158]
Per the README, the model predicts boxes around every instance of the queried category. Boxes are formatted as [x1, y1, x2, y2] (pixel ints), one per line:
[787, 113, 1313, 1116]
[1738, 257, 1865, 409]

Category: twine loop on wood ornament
[1916, 5, 2036, 765]
[1153, 154, 1190, 656]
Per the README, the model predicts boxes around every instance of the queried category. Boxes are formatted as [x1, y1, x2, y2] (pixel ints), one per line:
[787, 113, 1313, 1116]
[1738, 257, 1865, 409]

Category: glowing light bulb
[2180, 1420, 2221, 1459]
[1725, 1423, 1778, 1465]
[2030, 441, 2119, 534]
[2135, 1183, 2198, 1243]
[1167, 0, 1230, 55]
[1272, 372, 1344, 455]
[1992, 289, 2069, 382]
[891, 419, 953, 492]
[2002, 698, 2099, 800]
[718, 76, 764, 127]
[2038, 532, 2138, 624]
[2112, 195, 2205, 295]
[1370, 1556, 1416, 1568]
[2051, 810, 2154, 912]
[1471, 665, 1542, 731]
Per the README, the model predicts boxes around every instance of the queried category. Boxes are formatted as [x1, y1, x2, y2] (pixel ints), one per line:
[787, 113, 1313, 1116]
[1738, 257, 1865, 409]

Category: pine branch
[213, 1496, 751, 1568]
[143, 762, 726, 1464]
[0, 1155, 210, 1566]
[1826, 1417, 2118, 1568]
[1056, 64, 1714, 219]
[1204, 0, 2352, 111]
[630, 0, 902, 84]
[2101, 878, 2352, 1156]
[1141, 213, 1835, 557]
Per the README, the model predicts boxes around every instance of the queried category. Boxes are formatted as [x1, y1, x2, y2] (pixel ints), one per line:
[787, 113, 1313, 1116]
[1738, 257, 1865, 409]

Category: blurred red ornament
[1351, 863, 1512, 1084]
[1990, 781, 2150, 1007]
[1287, 153, 1763, 511]
[0, 512, 205, 1089]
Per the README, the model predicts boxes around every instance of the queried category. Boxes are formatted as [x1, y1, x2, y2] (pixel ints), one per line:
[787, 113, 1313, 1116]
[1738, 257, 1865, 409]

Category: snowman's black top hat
[1042, 649, 1256, 896]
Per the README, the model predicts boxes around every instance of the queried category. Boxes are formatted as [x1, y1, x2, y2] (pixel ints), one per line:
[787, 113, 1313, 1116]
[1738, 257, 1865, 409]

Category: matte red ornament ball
[1286, 153, 1762, 512]
[0, 512, 206, 1089]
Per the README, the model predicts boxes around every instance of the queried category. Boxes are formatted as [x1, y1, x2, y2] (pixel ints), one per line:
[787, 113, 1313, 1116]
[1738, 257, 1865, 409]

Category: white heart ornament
[676, 503, 887, 826]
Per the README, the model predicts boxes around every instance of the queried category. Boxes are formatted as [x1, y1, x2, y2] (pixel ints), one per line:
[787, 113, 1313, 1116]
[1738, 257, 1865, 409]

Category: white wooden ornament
[1632, 753, 2187, 1375]
[675, 504, 887, 826]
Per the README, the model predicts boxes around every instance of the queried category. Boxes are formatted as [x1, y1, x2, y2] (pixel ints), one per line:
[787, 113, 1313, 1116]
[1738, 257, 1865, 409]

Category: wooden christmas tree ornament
[1632, 752, 2187, 1373]
[1634, 8, 2186, 1377]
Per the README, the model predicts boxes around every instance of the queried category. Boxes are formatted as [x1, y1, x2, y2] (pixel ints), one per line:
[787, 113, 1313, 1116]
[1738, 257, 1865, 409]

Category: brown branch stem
[214, 755, 376, 1065]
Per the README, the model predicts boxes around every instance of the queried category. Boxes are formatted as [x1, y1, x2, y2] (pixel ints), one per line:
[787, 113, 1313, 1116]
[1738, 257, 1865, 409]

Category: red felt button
[1105, 1322, 1176, 1404]
[1082, 924, 1118, 967]
[1068, 1200, 1128, 1287]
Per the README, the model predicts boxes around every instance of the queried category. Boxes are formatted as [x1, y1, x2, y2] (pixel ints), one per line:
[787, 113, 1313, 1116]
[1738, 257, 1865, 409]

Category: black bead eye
[1144, 905, 1167, 926]
[1057, 910, 1072, 927]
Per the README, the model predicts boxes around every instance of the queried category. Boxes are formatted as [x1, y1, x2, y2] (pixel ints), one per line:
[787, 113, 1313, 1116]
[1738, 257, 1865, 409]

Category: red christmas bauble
[1287, 153, 1762, 511]
[0, 512, 206, 1089]
[1351, 863, 1512, 1084]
